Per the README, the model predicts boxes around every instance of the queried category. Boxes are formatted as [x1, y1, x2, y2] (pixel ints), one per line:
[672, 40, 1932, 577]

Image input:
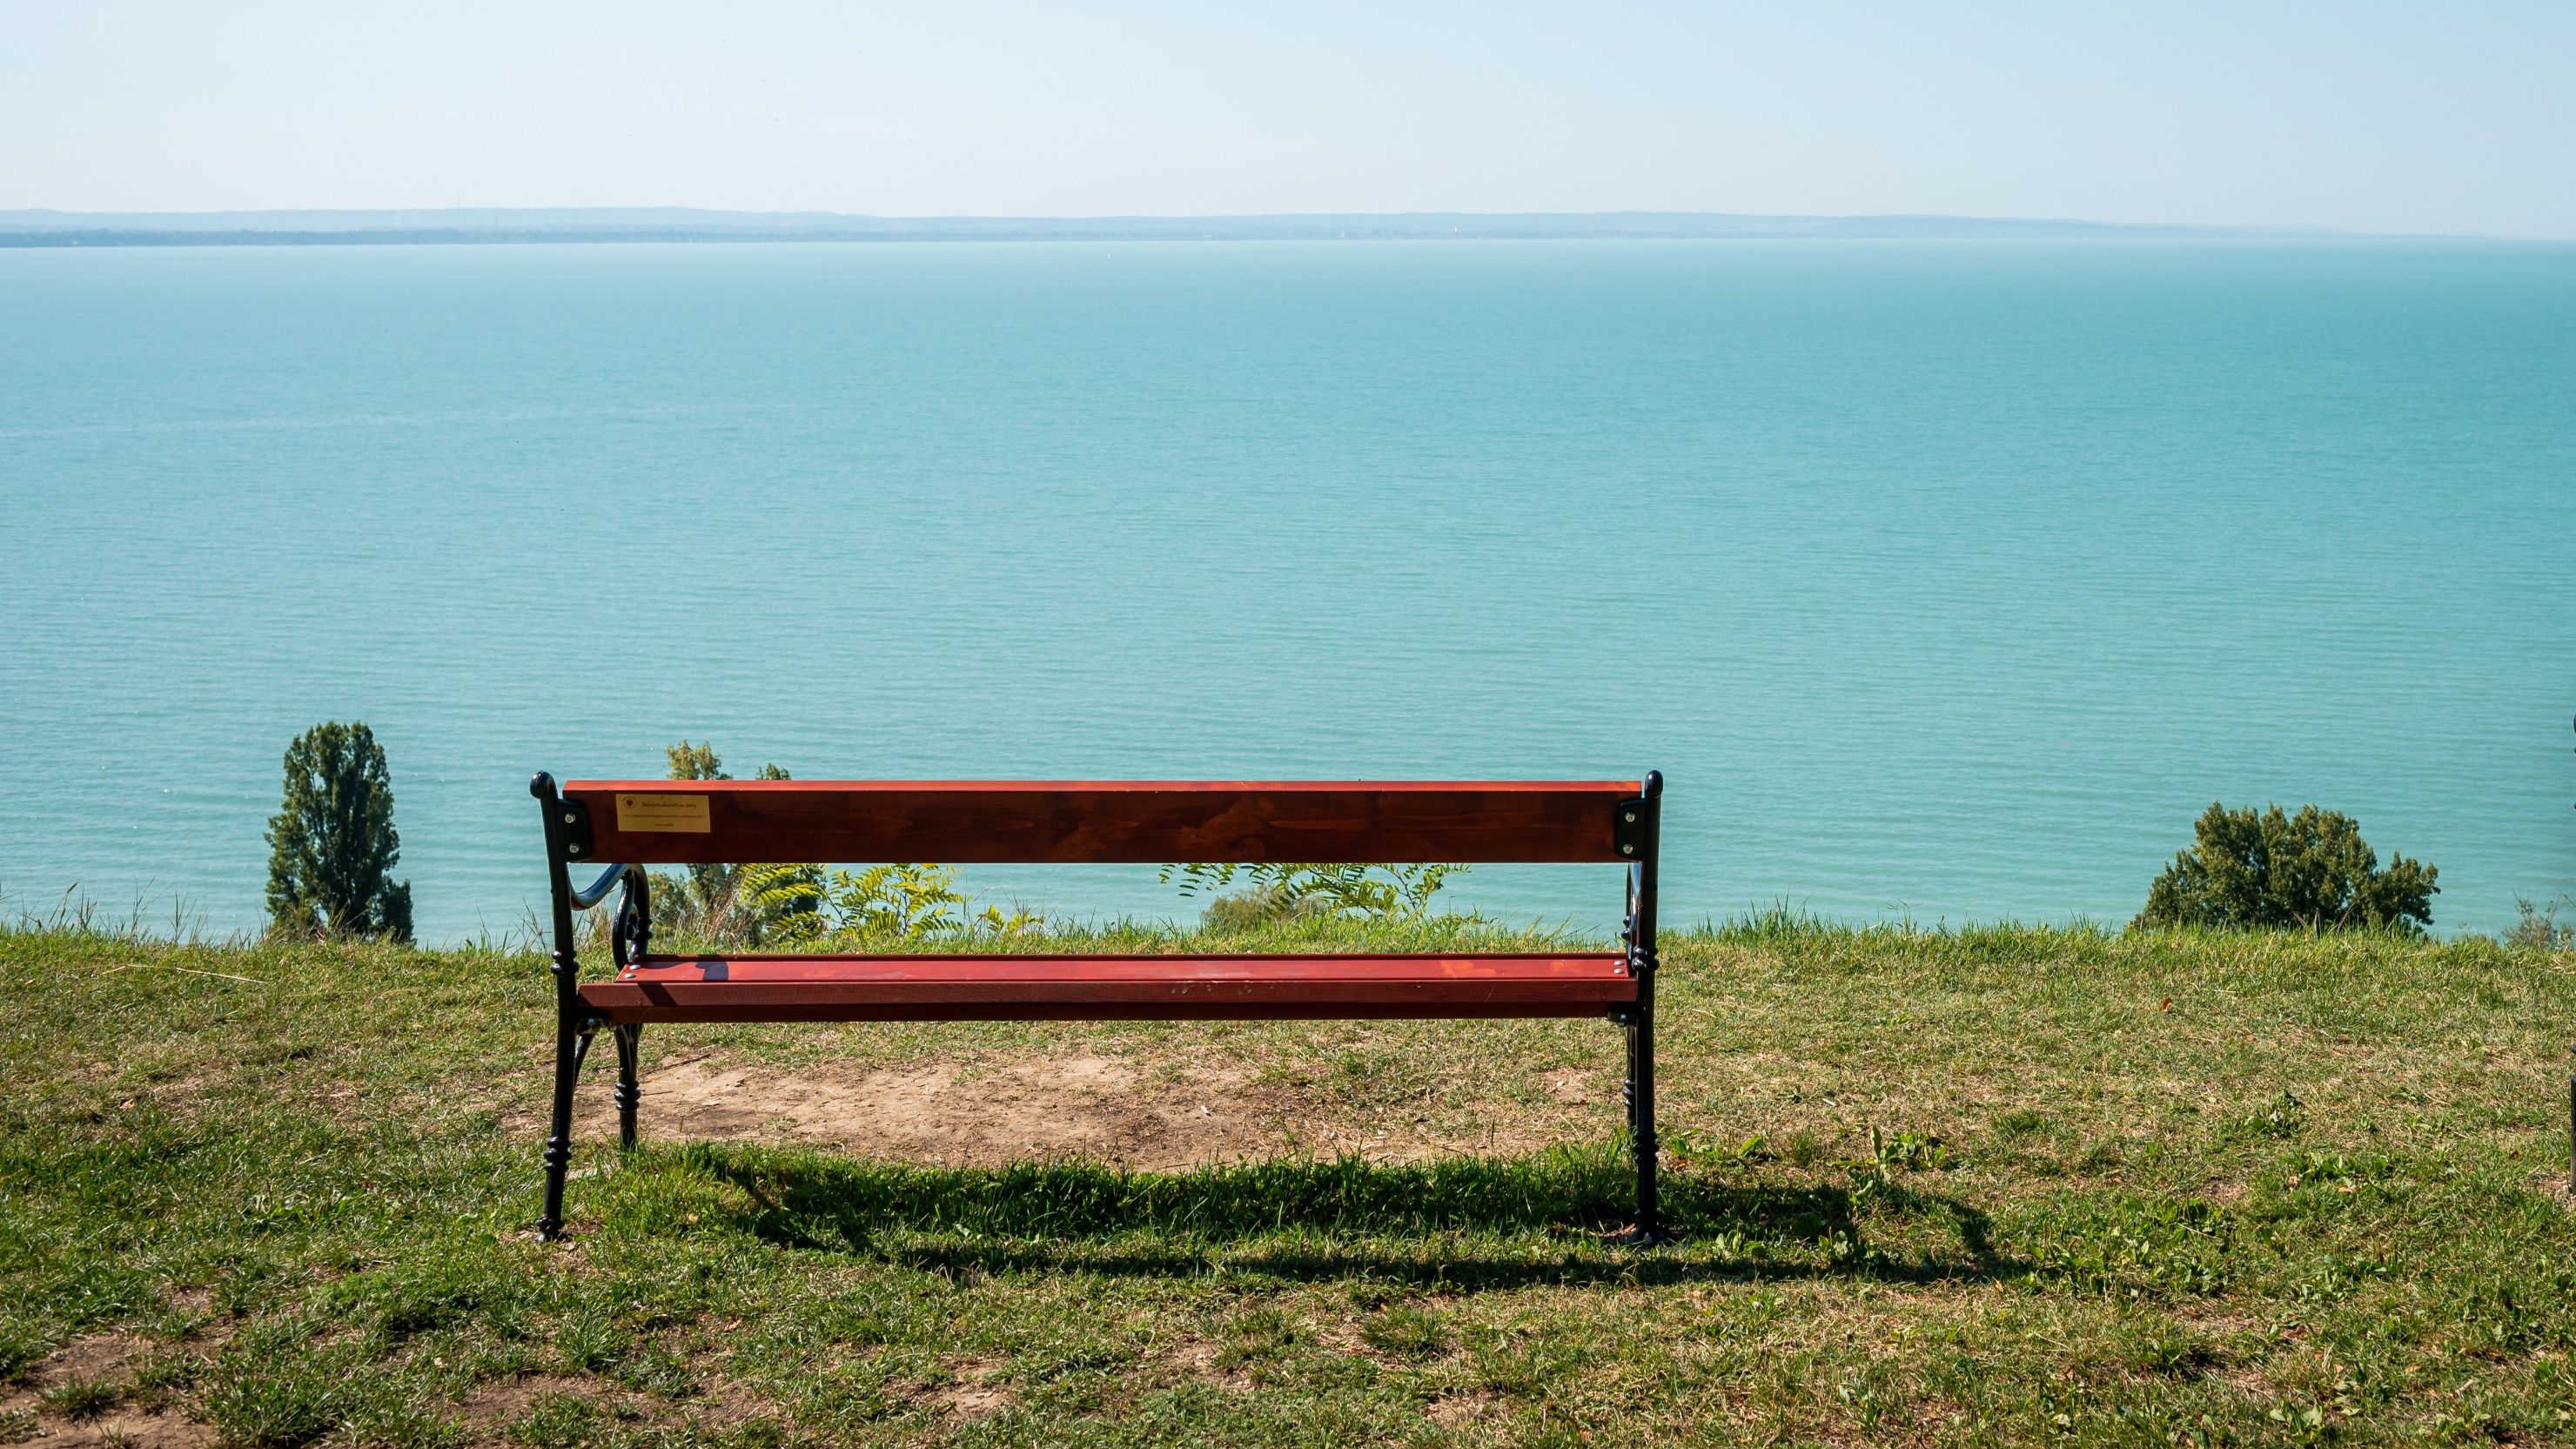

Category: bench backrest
[547, 780, 1647, 865]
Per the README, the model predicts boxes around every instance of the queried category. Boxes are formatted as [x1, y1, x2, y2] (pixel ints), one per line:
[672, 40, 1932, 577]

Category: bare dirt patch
[1426, 1390, 1503, 1429]
[923, 1358, 1010, 1418]
[453, 1372, 575, 1428]
[555, 1050, 1572, 1170]
[452, 1372, 636, 1437]
[583, 1053, 1272, 1171]
[0, 1336, 212, 1449]
[13, 1337, 148, 1392]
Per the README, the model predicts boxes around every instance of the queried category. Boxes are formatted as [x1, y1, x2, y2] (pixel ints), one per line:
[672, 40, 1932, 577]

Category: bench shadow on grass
[689, 1146, 2018, 1290]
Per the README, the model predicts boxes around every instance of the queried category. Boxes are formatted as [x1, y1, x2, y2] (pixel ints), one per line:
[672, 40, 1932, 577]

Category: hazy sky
[5, 2, 2571, 236]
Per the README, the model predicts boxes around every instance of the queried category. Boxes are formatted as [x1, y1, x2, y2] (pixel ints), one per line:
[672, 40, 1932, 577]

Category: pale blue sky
[3, 2, 2570, 236]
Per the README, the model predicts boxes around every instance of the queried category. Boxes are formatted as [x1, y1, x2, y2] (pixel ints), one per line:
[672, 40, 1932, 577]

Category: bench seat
[580, 951, 1638, 1023]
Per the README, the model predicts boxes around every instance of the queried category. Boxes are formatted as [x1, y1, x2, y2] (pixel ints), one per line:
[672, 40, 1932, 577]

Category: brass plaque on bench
[615, 793, 712, 833]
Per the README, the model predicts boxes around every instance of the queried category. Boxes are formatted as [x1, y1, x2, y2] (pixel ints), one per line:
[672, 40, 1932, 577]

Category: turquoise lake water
[2, 240, 2571, 943]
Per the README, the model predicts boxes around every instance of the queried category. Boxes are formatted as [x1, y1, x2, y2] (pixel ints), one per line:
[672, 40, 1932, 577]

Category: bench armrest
[568, 862, 641, 911]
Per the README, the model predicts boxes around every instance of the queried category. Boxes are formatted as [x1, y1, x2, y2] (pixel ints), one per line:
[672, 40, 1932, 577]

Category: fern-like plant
[1160, 862, 1469, 928]
[752, 862, 1037, 945]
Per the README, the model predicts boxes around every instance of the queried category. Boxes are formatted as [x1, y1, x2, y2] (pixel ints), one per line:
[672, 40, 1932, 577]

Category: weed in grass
[1212, 1306, 1302, 1372]
[210, 1256, 289, 1318]
[507, 1391, 599, 1449]
[1324, 1045, 1436, 1110]
[1992, 1108, 2047, 1137]
[1667, 1125, 1768, 1168]
[335, 1252, 537, 1345]
[0, 1412, 32, 1446]
[2450, 1273, 2576, 1356]
[2121, 1323, 2221, 1379]
[2020, 1196, 2235, 1299]
[553, 1310, 621, 1376]
[1835, 1363, 1898, 1432]
[1472, 1334, 1587, 1399]
[2073, 1137, 2126, 1173]
[1872, 1125, 1950, 1171]
[124, 1346, 205, 1407]
[0, 1333, 38, 1386]
[1358, 1304, 1450, 1358]
[606, 1341, 699, 1399]
[37, 1377, 119, 1420]
[345, 1399, 466, 1449]
[202, 1357, 352, 1448]
[709, 1417, 788, 1449]
[2224, 1088, 2307, 1143]
[788, 1363, 902, 1431]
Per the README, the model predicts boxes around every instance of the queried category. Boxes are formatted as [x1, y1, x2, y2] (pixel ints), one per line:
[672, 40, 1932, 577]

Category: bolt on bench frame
[527, 771, 1666, 1242]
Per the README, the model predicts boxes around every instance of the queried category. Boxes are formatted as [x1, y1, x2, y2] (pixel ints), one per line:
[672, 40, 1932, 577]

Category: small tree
[2134, 802, 2436, 935]
[665, 739, 726, 784]
[662, 739, 739, 909]
[265, 721, 413, 943]
[652, 740, 816, 944]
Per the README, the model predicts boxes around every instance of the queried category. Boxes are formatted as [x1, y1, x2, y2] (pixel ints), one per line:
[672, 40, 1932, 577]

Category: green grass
[3, 918, 2573, 1446]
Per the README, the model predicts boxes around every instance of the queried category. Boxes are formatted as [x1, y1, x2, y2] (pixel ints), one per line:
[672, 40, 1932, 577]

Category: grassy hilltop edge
[3, 921, 2573, 1446]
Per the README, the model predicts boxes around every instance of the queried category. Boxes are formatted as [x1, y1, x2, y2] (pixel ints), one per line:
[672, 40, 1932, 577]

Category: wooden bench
[527, 772, 1667, 1242]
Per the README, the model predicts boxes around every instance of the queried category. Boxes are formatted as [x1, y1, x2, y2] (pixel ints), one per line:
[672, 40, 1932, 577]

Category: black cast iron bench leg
[538, 1010, 598, 1242]
[1617, 992, 1659, 1244]
[1627, 994, 1659, 1242]
[614, 1023, 644, 1150]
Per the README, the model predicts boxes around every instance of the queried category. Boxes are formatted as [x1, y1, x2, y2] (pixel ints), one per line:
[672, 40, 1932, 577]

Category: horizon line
[0, 205, 2535, 245]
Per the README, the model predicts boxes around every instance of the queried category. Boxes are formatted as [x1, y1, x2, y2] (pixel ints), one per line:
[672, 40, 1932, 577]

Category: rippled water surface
[3, 240, 2571, 940]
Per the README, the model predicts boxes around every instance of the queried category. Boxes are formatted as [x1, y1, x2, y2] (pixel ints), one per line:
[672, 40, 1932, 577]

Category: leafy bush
[1162, 862, 1469, 928]
[2133, 802, 2436, 935]
[264, 721, 413, 943]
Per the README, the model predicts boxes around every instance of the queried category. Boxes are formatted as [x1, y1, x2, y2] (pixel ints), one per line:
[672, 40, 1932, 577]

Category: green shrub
[2134, 802, 2436, 935]
[264, 721, 412, 943]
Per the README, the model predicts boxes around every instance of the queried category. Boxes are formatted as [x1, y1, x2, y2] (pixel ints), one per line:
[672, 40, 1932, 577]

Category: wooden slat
[576, 951, 1636, 1023]
[562, 780, 1639, 865]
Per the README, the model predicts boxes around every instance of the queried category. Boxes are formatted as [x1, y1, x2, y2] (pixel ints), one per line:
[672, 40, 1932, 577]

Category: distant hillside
[0, 208, 2357, 247]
